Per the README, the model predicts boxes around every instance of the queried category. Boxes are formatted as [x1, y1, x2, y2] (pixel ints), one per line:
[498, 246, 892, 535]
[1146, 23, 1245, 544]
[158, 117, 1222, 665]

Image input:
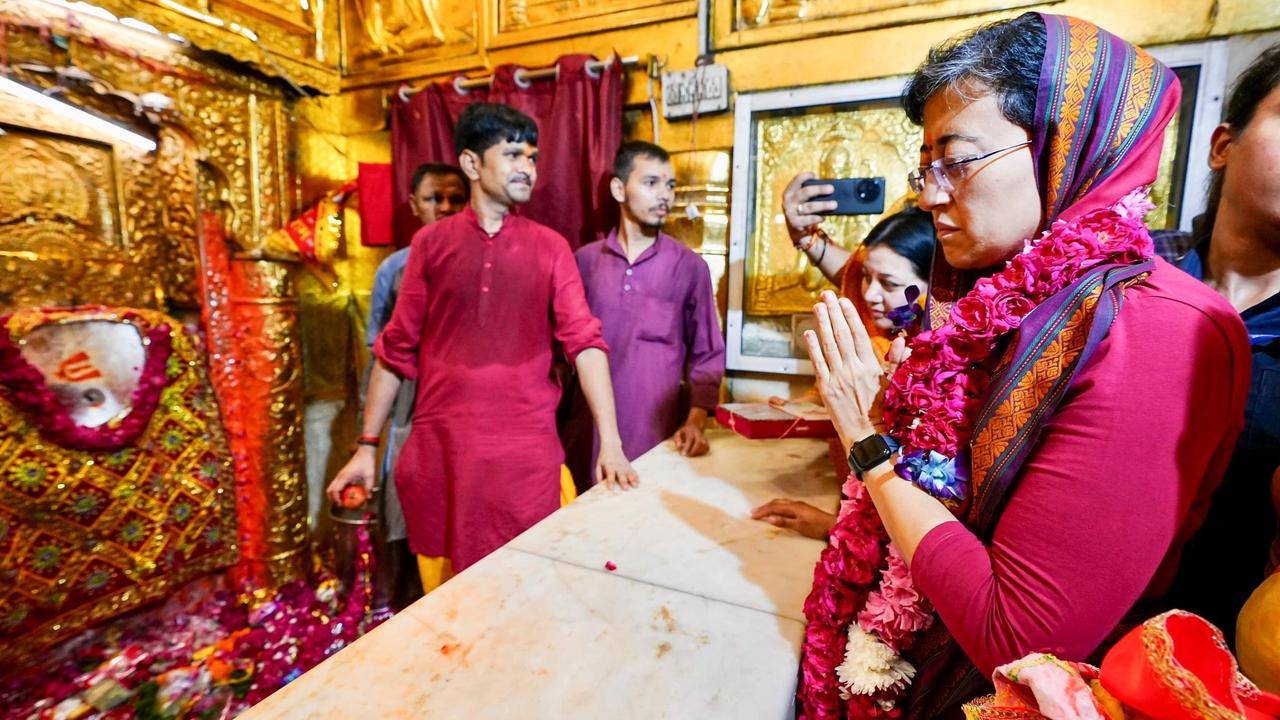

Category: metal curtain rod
[399, 55, 642, 100]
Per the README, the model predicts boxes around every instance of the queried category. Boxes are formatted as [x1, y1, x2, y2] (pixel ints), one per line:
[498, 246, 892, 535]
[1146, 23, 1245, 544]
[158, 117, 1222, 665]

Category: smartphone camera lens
[855, 179, 881, 204]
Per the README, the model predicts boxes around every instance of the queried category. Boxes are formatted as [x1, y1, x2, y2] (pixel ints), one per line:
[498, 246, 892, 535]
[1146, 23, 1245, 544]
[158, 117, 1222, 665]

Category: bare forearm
[574, 348, 623, 447]
[361, 358, 403, 437]
[841, 430, 954, 564]
[684, 406, 708, 427]
[862, 463, 956, 564]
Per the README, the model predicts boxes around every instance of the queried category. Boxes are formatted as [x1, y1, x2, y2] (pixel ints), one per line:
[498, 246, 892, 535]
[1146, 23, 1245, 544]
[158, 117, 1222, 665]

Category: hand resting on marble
[751, 498, 836, 540]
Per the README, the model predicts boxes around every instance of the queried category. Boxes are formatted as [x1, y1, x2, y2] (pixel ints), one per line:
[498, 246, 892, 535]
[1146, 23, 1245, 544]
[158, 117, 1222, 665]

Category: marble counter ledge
[239, 432, 840, 719]
[241, 549, 807, 719]
[509, 431, 840, 621]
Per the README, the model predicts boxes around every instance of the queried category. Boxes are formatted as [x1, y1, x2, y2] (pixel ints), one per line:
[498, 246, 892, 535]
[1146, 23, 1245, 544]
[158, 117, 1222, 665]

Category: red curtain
[390, 54, 623, 249]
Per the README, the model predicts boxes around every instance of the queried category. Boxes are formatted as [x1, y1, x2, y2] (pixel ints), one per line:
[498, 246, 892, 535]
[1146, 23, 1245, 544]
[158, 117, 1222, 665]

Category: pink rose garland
[884, 191, 1154, 458]
[798, 189, 1156, 719]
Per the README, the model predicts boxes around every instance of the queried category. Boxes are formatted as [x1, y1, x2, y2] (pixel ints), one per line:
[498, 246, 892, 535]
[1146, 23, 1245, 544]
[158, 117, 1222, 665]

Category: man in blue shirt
[367, 164, 468, 345]
[1160, 43, 1280, 644]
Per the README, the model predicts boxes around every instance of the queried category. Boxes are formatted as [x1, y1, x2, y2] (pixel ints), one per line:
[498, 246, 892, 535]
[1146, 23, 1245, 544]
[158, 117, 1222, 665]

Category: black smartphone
[801, 177, 886, 215]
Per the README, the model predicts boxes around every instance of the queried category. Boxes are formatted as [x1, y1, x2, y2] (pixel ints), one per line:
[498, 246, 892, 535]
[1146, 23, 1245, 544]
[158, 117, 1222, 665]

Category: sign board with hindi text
[661, 64, 730, 120]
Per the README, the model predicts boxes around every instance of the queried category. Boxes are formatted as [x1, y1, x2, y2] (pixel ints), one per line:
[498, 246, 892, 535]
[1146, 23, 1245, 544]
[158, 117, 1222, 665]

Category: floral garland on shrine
[1, 521, 382, 718]
[798, 188, 1157, 718]
[0, 309, 174, 451]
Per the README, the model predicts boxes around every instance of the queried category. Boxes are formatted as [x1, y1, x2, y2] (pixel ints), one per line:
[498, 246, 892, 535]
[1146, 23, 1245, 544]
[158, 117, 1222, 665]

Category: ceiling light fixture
[0, 76, 157, 151]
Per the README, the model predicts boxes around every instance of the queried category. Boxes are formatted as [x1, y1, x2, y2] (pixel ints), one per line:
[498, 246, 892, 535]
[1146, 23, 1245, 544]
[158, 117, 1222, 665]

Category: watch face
[850, 435, 891, 471]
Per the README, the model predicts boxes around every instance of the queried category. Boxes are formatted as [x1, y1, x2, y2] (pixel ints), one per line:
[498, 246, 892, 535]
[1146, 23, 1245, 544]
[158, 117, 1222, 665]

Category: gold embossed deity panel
[0, 0, 300, 312]
[0, 87, 163, 312]
[746, 100, 920, 317]
[714, 0, 1048, 50]
[0, 128, 123, 255]
[490, 0, 695, 48]
[343, 0, 481, 83]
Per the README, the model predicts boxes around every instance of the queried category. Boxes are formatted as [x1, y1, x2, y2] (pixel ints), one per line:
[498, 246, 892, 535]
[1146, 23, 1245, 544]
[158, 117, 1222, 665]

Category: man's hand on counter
[672, 422, 710, 457]
[750, 498, 836, 540]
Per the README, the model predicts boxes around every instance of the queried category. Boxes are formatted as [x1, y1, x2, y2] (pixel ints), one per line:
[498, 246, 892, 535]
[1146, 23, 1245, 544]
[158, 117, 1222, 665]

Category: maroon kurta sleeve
[549, 235, 608, 362]
[909, 276, 1250, 676]
[682, 256, 725, 411]
[373, 228, 432, 380]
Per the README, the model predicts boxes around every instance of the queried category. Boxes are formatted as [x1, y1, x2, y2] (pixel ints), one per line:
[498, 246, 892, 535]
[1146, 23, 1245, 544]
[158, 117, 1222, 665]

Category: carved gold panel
[746, 101, 921, 316]
[62, 41, 296, 254]
[0, 130, 122, 250]
[341, 0, 481, 84]
[212, 0, 313, 33]
[0, 103, 162, 311]
[490, 0, 695, 48]
[713, 0, 1049, 51]
[666, 149, 733, 322]
[666, 149, 732, 256]
[0, 3, 300, 312]
[5, 0, 340, 93]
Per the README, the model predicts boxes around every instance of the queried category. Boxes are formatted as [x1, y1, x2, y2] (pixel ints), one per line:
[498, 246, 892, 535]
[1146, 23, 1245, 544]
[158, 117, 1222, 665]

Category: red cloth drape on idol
[390, 54, 624, 249]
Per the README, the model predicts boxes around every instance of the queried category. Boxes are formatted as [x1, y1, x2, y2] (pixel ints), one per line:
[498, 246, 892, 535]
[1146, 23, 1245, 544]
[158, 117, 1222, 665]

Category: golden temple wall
[296, 0, 1280, 240]
[315, 0, 1280, 159]
[294, 0, 1280, 404]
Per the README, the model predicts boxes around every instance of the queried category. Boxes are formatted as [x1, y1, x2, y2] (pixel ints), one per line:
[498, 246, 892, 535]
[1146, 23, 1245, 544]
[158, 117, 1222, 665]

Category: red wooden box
[715, 402, 837, 440]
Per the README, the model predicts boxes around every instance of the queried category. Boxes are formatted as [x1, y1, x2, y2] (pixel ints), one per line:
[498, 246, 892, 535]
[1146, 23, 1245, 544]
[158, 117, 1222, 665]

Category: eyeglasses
[907, 140, 1032, 194]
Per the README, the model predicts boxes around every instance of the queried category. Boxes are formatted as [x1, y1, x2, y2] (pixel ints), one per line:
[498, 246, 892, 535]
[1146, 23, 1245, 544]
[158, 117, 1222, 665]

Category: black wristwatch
[847, 434, 899, 475]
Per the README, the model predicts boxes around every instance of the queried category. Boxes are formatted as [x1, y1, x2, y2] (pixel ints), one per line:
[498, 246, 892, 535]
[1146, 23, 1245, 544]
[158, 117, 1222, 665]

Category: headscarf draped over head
[927, 12, 1181, 324]
[1034, 13, 1181, 224]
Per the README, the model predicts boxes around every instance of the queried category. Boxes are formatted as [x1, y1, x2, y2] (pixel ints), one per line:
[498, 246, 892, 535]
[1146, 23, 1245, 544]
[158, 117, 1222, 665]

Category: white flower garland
[835, 626, 916, 698]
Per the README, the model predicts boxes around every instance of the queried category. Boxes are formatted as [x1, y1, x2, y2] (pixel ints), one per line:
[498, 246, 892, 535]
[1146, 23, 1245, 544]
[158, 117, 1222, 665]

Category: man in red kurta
[329, 104, 636, 583]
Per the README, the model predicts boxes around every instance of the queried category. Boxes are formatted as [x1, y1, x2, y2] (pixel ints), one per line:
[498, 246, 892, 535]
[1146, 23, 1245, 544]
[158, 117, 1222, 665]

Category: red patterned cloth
[0, 307, 237, 667]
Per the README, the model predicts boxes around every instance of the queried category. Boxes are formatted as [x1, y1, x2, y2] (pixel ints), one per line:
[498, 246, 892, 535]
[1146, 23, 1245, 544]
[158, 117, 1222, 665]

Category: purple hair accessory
[887, 285, 924, 333]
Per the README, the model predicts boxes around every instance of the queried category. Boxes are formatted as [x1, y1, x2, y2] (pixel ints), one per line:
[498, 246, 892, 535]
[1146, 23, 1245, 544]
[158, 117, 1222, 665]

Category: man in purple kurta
[566, 141, 725, 483]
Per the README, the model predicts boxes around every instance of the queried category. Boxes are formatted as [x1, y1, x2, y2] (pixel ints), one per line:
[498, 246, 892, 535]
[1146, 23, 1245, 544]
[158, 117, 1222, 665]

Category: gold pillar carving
[224, 256, 310, 589]
[157, 127, 203, 308]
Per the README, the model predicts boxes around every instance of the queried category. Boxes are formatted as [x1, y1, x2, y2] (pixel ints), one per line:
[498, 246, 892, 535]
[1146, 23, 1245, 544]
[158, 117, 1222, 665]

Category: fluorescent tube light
[0, 76, 157, 152]
[120, 17, 160, 34]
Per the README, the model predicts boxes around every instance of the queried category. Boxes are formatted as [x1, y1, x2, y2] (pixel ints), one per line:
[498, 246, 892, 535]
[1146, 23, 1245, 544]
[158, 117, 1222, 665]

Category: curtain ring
[452, 75, 470, 95]
[396, 83, 413, 103]
[513, 68, 532, 89]
[584, 57, 608, 80]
